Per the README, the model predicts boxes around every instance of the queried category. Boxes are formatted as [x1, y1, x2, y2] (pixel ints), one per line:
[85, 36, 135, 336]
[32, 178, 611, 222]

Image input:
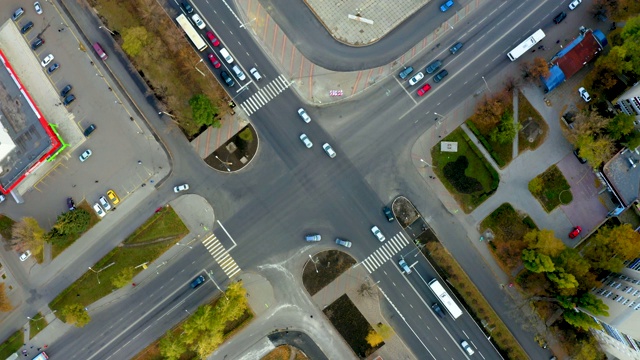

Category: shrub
[443, 156, 483, 194]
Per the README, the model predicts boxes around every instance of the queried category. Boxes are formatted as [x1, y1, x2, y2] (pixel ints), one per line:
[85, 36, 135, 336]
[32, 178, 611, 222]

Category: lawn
[466, 120, 513, 168]
[529, 165, 573, 212]
[49, 207, 187, 314]
[0, 214, 15, 240]
[480, 203, 536, 272]
[431, 128, 500, 213]
[518, 92, 548, 153]
[302, 250, 356, 296]
[323, 294, 381, 358]
[0, 330, 23, 359]
[29, 314, 48, 339]
[51, 202, 100, 259]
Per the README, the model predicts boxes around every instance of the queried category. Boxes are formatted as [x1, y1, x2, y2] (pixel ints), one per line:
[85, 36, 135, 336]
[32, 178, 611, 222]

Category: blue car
[190, 275, 205, 288]
[440, 0, 454, 11]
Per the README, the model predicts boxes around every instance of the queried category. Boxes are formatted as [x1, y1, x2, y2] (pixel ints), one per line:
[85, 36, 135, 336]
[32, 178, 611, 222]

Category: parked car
[408, 72, 424, 86]
[107, 189, 120, 205]
[93, 203, 106, 218]
[322, 143, 336, 158]
[398, 66, 414, 79]
[417, 83, 432, 97]
[67, 197, 76, 211]
[335, 238, 352, 248]
[63, 94, 76, 106]
[553, 11, 567, 24]
[578, 87, 591, 102]
[99, 196, 111, 211]
[568, 0, 582, 10]
[78, 149, 92, 162]
[181, 1, 194, 14]
[34, 2, 43, 14]
[206, 31, 220, 46]
[12, 8, 25, 21]
[31, 38, 44, 50]
[371, 226, 385, 242]
[305, 234, 321, 242]
[60, 84, 72, 97]
[433, 69, 449, 83]
[174, 184, 190, 193]
[569, 226, 582, 239]
[191, 14, 205, 29]
[83, 124, 96, 137]
[449, 42, 463, 54]
[298, 108, 311, 123]
[19, 250, 31, 261]
[208, 54, 221, 68]
[41, 54, 54, 67]
[219, 48, 233, 63]
[299, 133, 313, 148]
[21, 21, 34, 34]
[461, 340, 475, 355]
[190, 275, 205, 288]
[425, 60, 442, 74]
[398, 258, 412, 274]
[432, 303, 445, 318]
[47, 63, 60, 74]
[383, 206, 395, 222]
[231, 65, 246, 81]
[220, 71, 235, 87]
[440, 0, 454, 12]
[573, 149, 587, 164]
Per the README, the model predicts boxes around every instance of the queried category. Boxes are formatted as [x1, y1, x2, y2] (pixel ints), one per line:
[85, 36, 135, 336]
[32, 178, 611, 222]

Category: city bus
[428, 279, 463, 319]
[507, 29, 545, 61]
[175, 14, 208, 52]
[31, 352, 48, 360]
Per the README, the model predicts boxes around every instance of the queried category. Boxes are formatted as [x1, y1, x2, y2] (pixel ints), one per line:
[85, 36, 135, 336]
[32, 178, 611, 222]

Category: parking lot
[0, 1, 168, 228]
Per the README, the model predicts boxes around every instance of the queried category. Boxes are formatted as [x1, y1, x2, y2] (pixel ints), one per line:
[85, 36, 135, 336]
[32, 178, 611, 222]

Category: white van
[219, 48, 233, 64]
[232, 65, 246, 81]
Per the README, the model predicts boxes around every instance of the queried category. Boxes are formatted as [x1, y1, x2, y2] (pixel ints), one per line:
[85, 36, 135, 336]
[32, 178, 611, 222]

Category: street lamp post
[419, 159, 435, 168]
[308, 255, 319, 273]
[214, 155, 231, 172]
[88, 266, 101, 284]
[239, 18, 256, 29]
[99, 25, 115, 36]
[194, 59, 205, 77]
[482, 76, 491, 93]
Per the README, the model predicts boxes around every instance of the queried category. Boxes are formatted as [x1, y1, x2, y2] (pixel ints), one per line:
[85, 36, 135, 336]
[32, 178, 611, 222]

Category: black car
[449, 42, 463, 54]
[553, 12, 567, 24]
[181, 1, 194, 14]
[63, 94, 75, 106]
[432, 303, 445, 318]
[398, 66, 414, 79]
[383, 206, 395, 222]
[31, 38, 44, 50]
[573, 149, 587, 164]
[20, 21, 34, 34]
[60, 85, 72, 97]
[48, 63, 59, 74]
[433, 69, 449, 83]
[83, 124, 96, 137]
[67, 197, 76, 211]
[220, 71, 235, 87]
[425, 60, 442, 74]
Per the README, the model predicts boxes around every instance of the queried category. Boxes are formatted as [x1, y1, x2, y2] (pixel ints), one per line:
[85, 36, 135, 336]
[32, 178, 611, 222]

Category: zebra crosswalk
[239, 75, 291, 116]
[361, 232, 411, 274]
[201, 234, 241, 279]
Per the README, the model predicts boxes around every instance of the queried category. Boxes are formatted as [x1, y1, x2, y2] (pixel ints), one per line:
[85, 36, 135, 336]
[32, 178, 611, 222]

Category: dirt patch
[392, 196, 419, 228]
[204, 124, 257, 172]
[302, 250, 355, 296]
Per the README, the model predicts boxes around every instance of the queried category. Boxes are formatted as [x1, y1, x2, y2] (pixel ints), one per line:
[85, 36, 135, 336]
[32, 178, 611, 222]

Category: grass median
[49, 206, 188, 315]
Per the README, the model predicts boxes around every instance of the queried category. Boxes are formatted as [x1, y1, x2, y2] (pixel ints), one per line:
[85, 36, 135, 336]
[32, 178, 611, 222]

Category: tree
[366, 329, 384, 347]
[0, 283, 12, 312]
[527, 57, 550, 79]
[524, 229, 565, 258]
[563, 309, 602, 331]
[556, 249, 597, 291]
[583, 224, 640, 271]
[238, 128, 253, 142]
[489, 111, 518, 144]
[122, 26, 150, 57]
[522, 249, 555, 273]
[195, 332, 224, 359]
[158, 331, 187, 360]
[51, 210, 91, 235]
[189, 94, 219, 127]
[576, 293, 609, 317]
[11, 217, 45, 254]
[575, 134, 616, 169]
[547, 268, 579, 290]
[606, 113, 635, 140]
[470, 90, 511, 132]
[62, 304, 91, 327]
[111, 267, 134, 288]
[374, 323, 394, 339]
[595, 0, 640, 21]
[528, 177, 543, 194]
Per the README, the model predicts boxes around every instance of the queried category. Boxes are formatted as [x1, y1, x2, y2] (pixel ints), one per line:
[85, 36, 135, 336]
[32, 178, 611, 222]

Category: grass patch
[88, 0, 228, 138]
[518, 91, 548, 153]
[480, 203, 536, 273]
[432, 128, 500, 213]
[323, 294, 381, 358]
[261, 345, 309, 360]
[466, 120, 513, 168]
[124, 206, 188, 244]
[529, 165, 573, 212]
[28, 314, 48, 339]
[0, 330, 23, 359]
[49, 207, 187, 315]
[51, 202, 100, 259]
[0, 214, 15, 240]
[302, 250, 356, 296]
[419, 241, 528, 360]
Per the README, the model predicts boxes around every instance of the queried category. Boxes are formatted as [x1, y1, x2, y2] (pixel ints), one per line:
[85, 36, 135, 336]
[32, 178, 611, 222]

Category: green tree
[524, 229, 566, 257]
[195, 332, 224, 359]
[10, 217, 45, 255]
[51, 209, 91, 235]
[122, 26, 150, 57]
[576, 293, 609, 317]
[584, 224, 640, 271]
[547, 268, 579, 290]
[575, 134, 616, 169]
[489, 111, 518, 144]
[61, 304, 91, 327]
[528, 177, 543, 194]
[158, 331, 186, 360]
[189, 94, 219, 127]
[619, 16, 640, 74]
[111, 267, 134, 288]
[522, 249, 555, 273]
[556, 249, 597, 291]
[238, 127, 253, 142]
[607, 113, 635, 140]
[563, 309, 602, 331]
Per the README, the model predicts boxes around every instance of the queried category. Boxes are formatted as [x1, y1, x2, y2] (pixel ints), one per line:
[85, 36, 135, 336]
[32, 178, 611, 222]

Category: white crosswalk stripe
[239, 75, 291, 116]
[201, 234, 241, 279]
[359, 232, 412, 274]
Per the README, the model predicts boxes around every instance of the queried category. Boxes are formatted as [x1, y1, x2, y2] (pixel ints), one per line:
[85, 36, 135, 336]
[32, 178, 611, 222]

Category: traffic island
[302, 250, 356, 296]
[204, 124, 258, 173]
[528, 165, 573, 212]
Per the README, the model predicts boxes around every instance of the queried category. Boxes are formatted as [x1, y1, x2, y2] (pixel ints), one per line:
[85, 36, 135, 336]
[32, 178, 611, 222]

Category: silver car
[461, 340, 475, 355]
[335, 238, 352, 248]
[298, 108, 311, 123]
[300, 134, 313, 148]
[305, 234, 321, 242]
[322, 143, 336, 158]
[408, 72, 424, 86]
[371, 226, 385, 242]
[398, 258, 412, 274]
[93, 203, 106, 218]
[79, 149, 92, 162]
[99, 196, 111, 211]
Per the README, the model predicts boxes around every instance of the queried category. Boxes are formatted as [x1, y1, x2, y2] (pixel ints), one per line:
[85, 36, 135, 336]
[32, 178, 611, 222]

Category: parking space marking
[239, 75, 290, 116]
[360, 232, 410, 274]
[202, 234, 241, 279]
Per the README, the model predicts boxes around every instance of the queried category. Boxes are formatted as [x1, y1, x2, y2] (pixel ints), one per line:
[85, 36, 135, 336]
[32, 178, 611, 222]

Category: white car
[34, 2, 43, 14]
[192, 14, 205, 29]
[249, 68, 262, 81]
[461, 340, 475, 355]
[578, 87, 591, 102]
[408, 72, 425, 86]
[398, 258, 412, 274]
[41, 54, 54, 67]
[322, 143, 336, 158]
[93, 203, 106, 218]
[371, 226, 385, 242]
[79, 149, 92, 162]
[174, 184, 189, 193]
[98, 196, 111, 211]
[300, 133, 313, 148]
[568, 0, 582, 10]
[298, 108, 311, 123]
[219, 48, 233, 64]
[19, 250, 32, 262]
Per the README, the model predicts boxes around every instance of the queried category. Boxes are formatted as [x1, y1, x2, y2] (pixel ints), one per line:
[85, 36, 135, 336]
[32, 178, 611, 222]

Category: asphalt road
[0, 0, 577, 359]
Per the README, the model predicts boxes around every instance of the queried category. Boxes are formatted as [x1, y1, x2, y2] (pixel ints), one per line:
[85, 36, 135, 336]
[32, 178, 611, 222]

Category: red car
[206, 31, 220, 47]
[569, 226, 582, 239]
[208, 54, 221, 68]
[417, 83, 432, 96]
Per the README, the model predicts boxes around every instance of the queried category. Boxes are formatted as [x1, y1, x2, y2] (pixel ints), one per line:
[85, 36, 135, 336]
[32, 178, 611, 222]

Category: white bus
[176, 14, 208, 52]
[507, 29, 545, 61]
[428, 279, 463, 319]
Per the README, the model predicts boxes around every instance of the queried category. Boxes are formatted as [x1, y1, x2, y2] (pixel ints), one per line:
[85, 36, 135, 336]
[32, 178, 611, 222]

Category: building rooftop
[552, 29, 604, 80]
[603, 149, 640, 207]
